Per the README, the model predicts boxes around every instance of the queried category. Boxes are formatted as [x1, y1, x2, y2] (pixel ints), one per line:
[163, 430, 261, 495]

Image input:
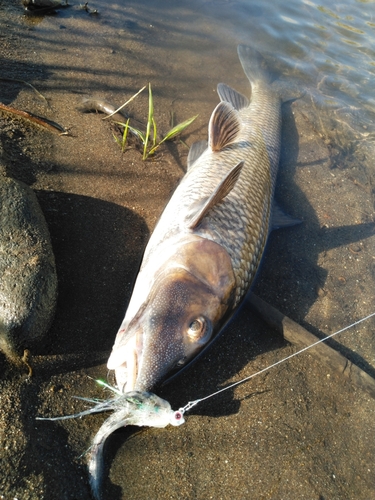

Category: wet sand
[1, 1, 374, 499]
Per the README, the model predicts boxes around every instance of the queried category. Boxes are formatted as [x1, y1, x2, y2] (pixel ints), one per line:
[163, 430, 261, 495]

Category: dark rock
[0, 175, 57, 366]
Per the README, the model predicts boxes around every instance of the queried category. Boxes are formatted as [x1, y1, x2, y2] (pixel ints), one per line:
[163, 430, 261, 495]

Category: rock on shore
[0, 174, 57, 366]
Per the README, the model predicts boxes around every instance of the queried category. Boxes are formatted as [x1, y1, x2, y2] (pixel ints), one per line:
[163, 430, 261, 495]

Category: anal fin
[188, 160, 244, 230]
[271, 202, 302, 230]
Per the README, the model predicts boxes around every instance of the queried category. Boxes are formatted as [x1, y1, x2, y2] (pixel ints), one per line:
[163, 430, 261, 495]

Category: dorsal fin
[217, 83, 249, 110]
[208, 101, 241, 152]
[187, 140, 208, 170]
[188, 160, 244, 230]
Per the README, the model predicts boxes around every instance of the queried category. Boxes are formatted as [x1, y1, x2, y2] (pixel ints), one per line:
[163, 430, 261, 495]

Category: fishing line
[176, 311, 375, 417]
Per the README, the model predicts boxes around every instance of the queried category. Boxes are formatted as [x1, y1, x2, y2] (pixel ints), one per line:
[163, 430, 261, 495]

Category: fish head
[107, 238, 236, 392]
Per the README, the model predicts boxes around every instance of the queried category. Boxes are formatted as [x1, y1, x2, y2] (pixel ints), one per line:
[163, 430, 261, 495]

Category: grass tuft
[114, 83, 197, 160]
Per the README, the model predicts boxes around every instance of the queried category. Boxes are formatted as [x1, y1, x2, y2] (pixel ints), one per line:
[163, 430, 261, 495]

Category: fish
[0, 175, 58, 372]
[107, 44, 298, 393]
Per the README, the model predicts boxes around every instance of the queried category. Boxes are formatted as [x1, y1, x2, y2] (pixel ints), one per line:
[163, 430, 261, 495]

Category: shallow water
[18, 0, 375, 202]
[1, 0, 375, 499]
[38, 0, 375, 127]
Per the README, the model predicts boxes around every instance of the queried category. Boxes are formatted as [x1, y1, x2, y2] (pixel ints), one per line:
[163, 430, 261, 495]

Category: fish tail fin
[238, 45, 305, 102]
[237, 44, 272, 86]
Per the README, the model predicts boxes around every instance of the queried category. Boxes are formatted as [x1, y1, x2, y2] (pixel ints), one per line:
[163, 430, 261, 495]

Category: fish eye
[176, 356, 187, 367]
[187, 316, 209, 343]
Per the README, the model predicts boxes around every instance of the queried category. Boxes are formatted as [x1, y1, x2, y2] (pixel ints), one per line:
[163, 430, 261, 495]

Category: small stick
[0, 77, 48, 102]
[247, 292, 375, 399]
[0, 102, 66, 134]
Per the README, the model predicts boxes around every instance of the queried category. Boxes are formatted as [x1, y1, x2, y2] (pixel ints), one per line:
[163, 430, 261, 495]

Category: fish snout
[107, 325, 143, 392]
[133, 313, 197, 391]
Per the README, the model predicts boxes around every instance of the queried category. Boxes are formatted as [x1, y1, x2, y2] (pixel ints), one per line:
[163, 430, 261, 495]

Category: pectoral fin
[209, 101, 241, 152]
[188, 160, 244, 230]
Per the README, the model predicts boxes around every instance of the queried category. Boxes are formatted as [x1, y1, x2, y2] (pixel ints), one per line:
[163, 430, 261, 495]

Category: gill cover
[108, 238, 236, 391]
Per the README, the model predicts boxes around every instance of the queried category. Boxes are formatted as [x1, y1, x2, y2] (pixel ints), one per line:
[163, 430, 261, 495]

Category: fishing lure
[37, 386, 184, 499]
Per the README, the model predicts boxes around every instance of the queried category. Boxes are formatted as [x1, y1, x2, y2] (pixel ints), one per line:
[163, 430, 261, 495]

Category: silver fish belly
[108, 45, 284, 392]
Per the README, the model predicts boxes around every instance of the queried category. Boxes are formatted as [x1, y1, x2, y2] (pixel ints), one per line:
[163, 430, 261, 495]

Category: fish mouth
[107, 312, 147, 392]
[111, 336, 139, 393]
[108, 324, 184, 393]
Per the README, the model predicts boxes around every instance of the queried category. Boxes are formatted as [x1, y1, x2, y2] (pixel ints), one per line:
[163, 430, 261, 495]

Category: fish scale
[145, 125, 275, 304]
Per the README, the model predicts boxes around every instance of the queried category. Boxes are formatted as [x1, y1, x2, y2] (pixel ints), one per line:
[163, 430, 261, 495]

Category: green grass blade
[149, 82, 154, 122]
[121, 118, 130, 151]
[113, 118, 130, 152]
[162, 115, 198, 142]
[113, 132, 122, 147]
[152, 116, 157, 148]
[147, 114, 198, 156]
[127, 125, 146, 144]
[143, 83, 154, 160]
